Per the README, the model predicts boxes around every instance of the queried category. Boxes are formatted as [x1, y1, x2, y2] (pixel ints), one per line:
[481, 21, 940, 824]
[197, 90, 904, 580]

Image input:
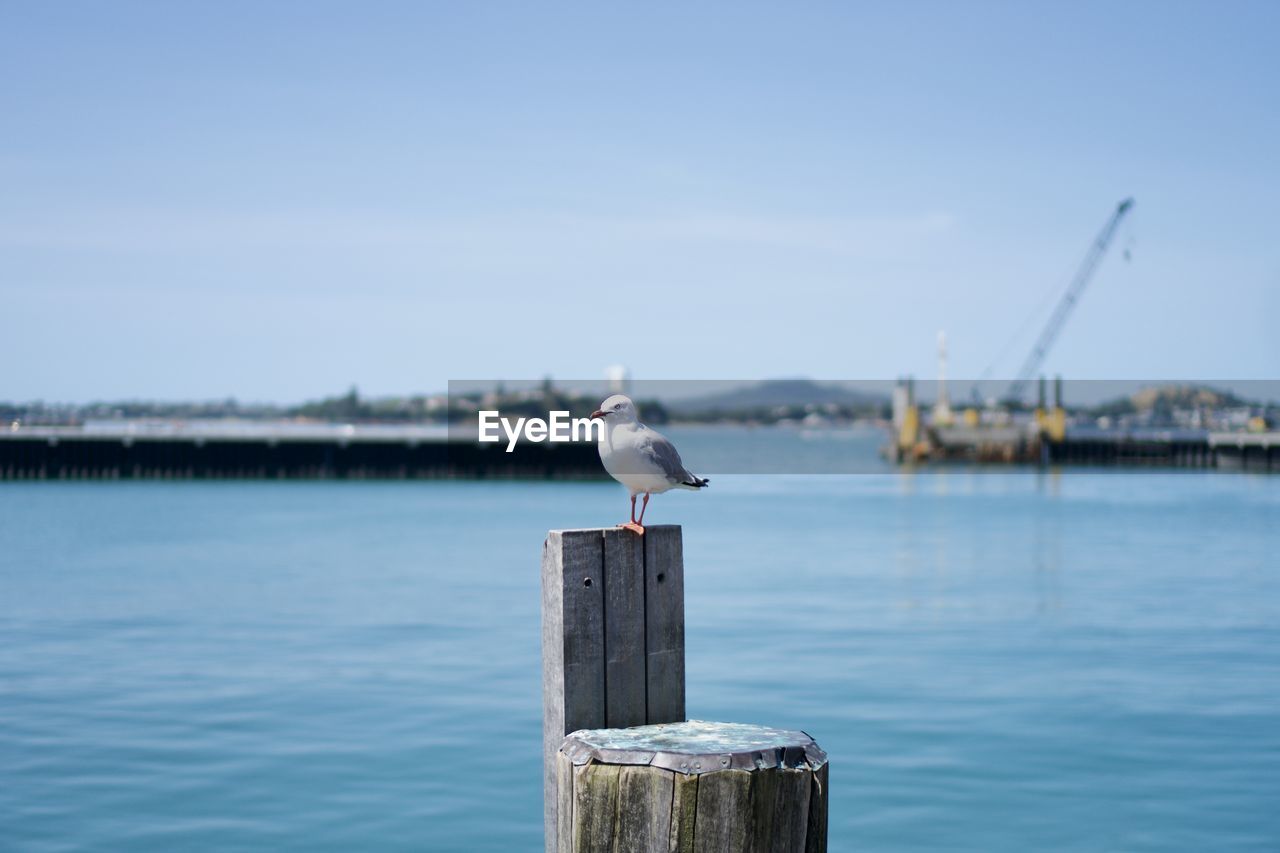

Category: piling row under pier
[0, 433, 607, 480]
[902, 427, 1278, 472]
[1045, 432, 1277, 471]
[4, 426, 1277, 479]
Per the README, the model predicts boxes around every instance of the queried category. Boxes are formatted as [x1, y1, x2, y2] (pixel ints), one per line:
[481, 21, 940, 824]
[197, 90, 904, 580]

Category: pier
[929, 428, 1280, 471]
[1208, 431, 1280, 471]
[1042, 428, 1251, 469]
[1046, 429, 1277, 470]
[890, 386, 1279, 473]
[5, 421, 1277, 480]
[0, 425, 605, 480]
[893, 423, 1280, 472]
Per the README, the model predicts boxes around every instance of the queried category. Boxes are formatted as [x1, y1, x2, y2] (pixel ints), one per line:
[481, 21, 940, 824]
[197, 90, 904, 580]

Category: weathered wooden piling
[542, 526, 686, 852]
[557, 721, 828, 853]
[542, 526, 829, 852]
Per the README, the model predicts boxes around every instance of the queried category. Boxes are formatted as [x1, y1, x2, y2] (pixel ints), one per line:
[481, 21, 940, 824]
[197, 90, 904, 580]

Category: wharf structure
[889, 382, 1278, 472]
[0, 423, 604, 480]
[4, 419, 1276, 480]
[892, 423, 1278, 471]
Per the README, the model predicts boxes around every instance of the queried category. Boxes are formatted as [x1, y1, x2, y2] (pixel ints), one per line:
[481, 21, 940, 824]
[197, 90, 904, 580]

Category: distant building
[606, 365, 632, 396]
[933, 331, 953, 425]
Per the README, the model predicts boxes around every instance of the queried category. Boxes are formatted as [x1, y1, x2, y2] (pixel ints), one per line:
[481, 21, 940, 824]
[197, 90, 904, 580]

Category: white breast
[598, 423, 676, 495]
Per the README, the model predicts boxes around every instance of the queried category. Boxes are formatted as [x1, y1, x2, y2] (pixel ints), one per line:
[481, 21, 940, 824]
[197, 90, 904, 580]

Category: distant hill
[666, 379, 888, 415]
[1089, 384, 1254, 416]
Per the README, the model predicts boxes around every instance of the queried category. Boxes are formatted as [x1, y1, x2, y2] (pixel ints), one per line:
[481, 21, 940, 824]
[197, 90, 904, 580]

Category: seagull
[590, 395, 708, 535]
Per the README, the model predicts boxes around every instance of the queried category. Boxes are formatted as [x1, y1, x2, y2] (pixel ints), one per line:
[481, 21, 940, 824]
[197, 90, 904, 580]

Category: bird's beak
[590, 410, 606, 420]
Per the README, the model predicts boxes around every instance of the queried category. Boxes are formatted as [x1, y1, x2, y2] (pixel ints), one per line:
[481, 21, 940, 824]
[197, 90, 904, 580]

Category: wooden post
[543, 526, 686, 853]
[557, 721, 828, 853]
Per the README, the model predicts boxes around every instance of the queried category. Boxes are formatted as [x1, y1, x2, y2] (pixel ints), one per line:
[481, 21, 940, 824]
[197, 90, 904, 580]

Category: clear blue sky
[3, 1, 1277, 402]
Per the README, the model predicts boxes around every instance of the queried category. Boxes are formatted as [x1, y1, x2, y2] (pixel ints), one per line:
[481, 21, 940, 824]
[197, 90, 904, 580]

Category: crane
[1005, 197, 1134, 404]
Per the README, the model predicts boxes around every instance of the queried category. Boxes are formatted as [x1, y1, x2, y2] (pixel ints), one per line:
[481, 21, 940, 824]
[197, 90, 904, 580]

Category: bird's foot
[617, 522, 646, 536]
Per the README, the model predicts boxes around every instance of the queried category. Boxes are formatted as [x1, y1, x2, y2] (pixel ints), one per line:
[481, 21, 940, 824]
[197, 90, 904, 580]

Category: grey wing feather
[641, 433, 696, 483]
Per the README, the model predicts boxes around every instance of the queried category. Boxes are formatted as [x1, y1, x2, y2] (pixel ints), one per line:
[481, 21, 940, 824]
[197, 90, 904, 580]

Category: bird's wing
[639, 431, 695, 484]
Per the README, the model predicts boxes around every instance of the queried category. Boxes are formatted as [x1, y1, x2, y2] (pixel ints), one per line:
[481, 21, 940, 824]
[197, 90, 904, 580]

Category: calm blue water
[2, 436, 1278, 851]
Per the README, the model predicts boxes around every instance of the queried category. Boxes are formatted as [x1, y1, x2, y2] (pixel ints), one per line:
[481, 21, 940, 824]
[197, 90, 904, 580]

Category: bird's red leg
[636, 493, 650, 526]
[619, 494, 645, 535]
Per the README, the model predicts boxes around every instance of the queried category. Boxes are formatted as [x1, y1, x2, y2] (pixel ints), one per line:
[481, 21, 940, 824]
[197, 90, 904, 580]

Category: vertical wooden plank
[558, 531, 607, 736]
[692, 770, 753, 853]
[770, 768, 812, 853]
[543, 530, 606, 853]
[602, 528, 646, 729]
[615, 766, 674, 853]
[643, 525, 686, 724]
[543, 535, 567, 853]
[804, 764, 829, 853]
[749, 767, 779, 853]
[545, 526, 689, 852]
[573, 763, 621, 853]
[555, 751, 575, 853]
[669, 772, 699, 853]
